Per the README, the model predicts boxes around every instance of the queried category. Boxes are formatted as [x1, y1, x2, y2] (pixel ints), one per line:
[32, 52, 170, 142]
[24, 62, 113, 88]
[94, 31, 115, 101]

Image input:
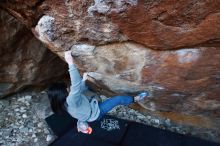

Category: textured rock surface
[0, 9, 67, 98]
[70, 43, 220, 132]
[0, 91, 56, 146]
[1, 0, 220, 50]
[111, 0, 220, 50]
[1, 0, 220, 142]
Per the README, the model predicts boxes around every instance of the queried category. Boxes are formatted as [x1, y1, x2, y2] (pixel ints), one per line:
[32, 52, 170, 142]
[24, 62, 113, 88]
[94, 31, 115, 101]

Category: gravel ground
[0, 90, 219, 146]
[0, 91, 56, 146]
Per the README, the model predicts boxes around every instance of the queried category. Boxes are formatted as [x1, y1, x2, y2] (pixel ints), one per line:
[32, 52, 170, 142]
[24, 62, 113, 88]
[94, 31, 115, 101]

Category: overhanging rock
[1, 0, 220, 142]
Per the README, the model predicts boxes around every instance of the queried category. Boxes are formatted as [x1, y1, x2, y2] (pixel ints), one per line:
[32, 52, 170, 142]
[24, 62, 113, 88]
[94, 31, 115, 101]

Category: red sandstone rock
[111, 0, 220, 50]
[69, 43, 220, 117]
[0, 9, 67, 98]
[1, 0, 220, 50]
[1, 0, 220, 142]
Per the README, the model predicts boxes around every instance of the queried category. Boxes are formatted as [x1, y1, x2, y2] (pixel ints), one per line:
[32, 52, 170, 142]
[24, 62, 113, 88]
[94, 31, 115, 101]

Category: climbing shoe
[134, 92, 149, 102]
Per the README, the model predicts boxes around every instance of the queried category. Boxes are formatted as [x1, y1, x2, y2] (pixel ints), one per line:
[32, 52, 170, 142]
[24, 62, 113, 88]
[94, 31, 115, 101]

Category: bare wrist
[68, 61, 74, 65]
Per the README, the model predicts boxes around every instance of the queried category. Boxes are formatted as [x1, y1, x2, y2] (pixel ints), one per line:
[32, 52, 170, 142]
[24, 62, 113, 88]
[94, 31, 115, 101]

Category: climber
[47, 50, 149, 134]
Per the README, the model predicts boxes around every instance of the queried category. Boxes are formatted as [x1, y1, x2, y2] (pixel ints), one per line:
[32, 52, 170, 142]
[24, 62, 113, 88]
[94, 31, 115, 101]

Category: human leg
[98, 95, 134, 119]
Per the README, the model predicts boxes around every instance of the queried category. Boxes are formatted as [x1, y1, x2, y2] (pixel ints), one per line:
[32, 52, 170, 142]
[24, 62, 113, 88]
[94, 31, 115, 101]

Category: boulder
[0, 9, 67, 98]
[1, 0, 220, 142]
[70, 43, 220, 129]
[1, 0, 220, 50]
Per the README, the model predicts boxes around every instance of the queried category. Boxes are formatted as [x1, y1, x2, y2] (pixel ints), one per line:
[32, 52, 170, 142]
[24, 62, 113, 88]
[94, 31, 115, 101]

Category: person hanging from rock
[47, 50, 149, 134]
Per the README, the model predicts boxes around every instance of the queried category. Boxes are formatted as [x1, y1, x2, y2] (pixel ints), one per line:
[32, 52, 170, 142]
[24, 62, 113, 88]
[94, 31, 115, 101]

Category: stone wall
[0, 9, 67, 97]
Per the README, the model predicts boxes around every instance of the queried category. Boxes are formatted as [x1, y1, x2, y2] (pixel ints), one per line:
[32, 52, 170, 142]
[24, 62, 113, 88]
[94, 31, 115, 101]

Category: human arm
[64, 51, 82, 100]
[65, 51, 93, 133]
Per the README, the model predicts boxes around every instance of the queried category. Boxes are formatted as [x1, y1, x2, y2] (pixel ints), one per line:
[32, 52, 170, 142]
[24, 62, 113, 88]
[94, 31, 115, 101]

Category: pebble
[137, 115, 145, 119]
[17, 97, 25, 102]
[44, 129, 49, 134]
[25, 95, 32, 100]
[16, 113, 20, 116]
[19, 125, 24, 129]
[17, 138, 22, 143]
[165, 119, 171, 126]
[32, 134, 36, 138]
[14, 108, 20, 112]
[37, 122, 43, 128]
[20, 127, 28, 133]
[20, 107, 26, 110]
[154, 119, 160, 124]
[0, 100, 9, 110]
[22, 114, 27, 118]
[46, 135, 53, 142]
[26, 102, 30, 106]
[37, 129, 42, 133]
[7, 113, 13, 116]
[34, 138, 38, 142]
[20, 107, 26, 112]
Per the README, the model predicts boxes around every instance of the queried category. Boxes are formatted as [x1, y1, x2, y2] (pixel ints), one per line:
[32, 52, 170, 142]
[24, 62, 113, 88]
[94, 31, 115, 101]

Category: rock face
[1, 0, 220, 142]
[111, 0, 220, 50]
[0, 9, 67, 98]
[1, 0, 220, 50]
[71, 43, 220, 113]
[71, 43, 220, 132]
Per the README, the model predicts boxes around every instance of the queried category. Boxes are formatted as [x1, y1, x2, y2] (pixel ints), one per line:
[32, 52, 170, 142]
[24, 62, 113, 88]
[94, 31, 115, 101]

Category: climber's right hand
[64, 50, 74, 65]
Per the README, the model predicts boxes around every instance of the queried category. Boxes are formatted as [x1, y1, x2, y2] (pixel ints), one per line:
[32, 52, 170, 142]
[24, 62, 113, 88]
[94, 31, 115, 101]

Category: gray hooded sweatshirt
[66, 64, 100, 129]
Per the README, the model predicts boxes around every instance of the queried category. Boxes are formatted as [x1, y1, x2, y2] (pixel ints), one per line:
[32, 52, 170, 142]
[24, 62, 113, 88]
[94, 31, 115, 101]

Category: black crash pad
[182, 135, 220, 146]
[46, 114, 129, 145]
[45, 114, 220, 146]
[49, 129, 118, 146]
[45, 112, 77, 137]
[89, 115, 129, 144]
[122, 122, 220, 146]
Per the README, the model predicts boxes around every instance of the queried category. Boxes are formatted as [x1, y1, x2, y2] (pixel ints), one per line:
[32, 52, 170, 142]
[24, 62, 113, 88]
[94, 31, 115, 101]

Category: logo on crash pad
[101, 118, 120, 131]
